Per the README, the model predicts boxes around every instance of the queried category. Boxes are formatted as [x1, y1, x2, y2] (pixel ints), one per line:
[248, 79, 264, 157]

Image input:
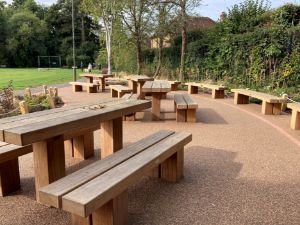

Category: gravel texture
[0, 86, 299, 225]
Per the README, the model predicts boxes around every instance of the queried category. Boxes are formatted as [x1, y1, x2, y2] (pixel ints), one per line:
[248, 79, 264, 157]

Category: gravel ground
[0, 86, 299, 225]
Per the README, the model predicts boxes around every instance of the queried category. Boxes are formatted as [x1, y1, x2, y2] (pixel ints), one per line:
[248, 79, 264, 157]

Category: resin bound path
[0, 85, 299, 225]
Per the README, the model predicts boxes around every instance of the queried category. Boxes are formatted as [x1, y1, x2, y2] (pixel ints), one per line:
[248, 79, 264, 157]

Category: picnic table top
[231, 89, 285, 103]
[142, 80, 171, 93]
[126, 75, 154, 82]
[80, 74, 114, 78]
[0, 98, 151, 146]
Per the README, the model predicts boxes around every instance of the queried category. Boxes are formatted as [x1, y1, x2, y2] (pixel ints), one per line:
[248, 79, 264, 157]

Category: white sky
[4, 0, 300, 21]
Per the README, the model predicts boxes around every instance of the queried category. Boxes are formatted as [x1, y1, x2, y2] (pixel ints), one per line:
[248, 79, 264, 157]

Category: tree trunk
[136, 39, 142, 75]
[154, 37, 163, 78]
[105, 21, 113, 75]
[179, 1, 187, 82]
[81, 15, 86, 44]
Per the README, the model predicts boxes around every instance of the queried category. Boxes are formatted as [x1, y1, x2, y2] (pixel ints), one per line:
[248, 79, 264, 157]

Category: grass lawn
[0, 68, 82, 90]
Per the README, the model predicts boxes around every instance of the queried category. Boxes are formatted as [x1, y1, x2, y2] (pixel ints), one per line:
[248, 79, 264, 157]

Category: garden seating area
[0, 77, 299, 225]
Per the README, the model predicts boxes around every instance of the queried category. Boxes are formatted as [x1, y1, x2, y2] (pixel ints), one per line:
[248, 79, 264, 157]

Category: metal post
[72, 0, 76, 81]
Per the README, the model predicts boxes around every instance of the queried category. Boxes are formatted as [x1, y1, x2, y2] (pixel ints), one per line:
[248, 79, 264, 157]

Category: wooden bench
[174, 94, 198, 122]
[69, 82, 98, 93]
[186, 82, 227, 99]
[121, 94, 140, 121]
[39, 130, 192, 225]
[231, 89, 287, 115]
[0, 142, 32, 196]
[110, 85, 133, 98]
[169, 81, 181, 91]
[287, 103, 300, 130]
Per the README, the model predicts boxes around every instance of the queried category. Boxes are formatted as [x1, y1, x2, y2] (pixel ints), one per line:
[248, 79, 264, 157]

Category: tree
[82, 0, 123, 74]
[0, 3, 7, 64]
[152, 2, 175, 77]
[121, 0, 155, 74]
[6, 10, 48, 66]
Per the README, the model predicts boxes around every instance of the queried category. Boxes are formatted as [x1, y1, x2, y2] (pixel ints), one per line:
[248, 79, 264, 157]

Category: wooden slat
[69, 82, 96, 87]
[80, 74, 113, 79]
[174, 94, 187, 109]
[183, 94, 198, 109]
[200, 83, 226, 90]
[0, 142, 9, 147]
[231, 89, 285, 103]
[62, 132, 192, 217]
[128, 75, 154, 82]
[0, 144, 32, 164]
[287, 103, 300, 111]
[160, 80, 171, 92]
[141, 81, 153, 93]
[0, 99, 125, 142]
[39, 130, 175, 208]
[109, 85, 132, 92]
[151, 81, 162, 92]
[3, 100, 151, 145]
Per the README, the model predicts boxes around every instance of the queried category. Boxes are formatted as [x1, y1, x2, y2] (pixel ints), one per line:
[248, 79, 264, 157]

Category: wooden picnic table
[0, 98, 151, 201]
[142, 80, 171, 120]
[80, 74, 113, 92]
[126, 75, 154, 99]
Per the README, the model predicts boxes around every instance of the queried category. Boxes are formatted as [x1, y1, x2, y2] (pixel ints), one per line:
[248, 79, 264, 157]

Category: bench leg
[88, 86, 97, 93]
[124, 113, 136, 121]
[92, 190, 128, 225]
[171, 84, 178, 91]
[262, 101, 273, 115]
[0, 159, 20, 196]
[33, 135, 65, 202]
[290, 110, 300, 130]
[161, 148, 184, 182]
[100, 78, 106, 92]
[273, 103, 282, 115]
[213, 90, 224, 99]
[100, 117, 123, 159]
[176, 109, 186, 122]
[188, 85, 198, 94]
[234, 93, 249, 104]
[186, 109, 197, 123]
[146, 165, 161, 178]
[118, 92, 126, 98]
[73, 132, 94, 159]
[111, 89, 118, 98]
[73, 85, 83, 92]
[71, 214, 92, 225]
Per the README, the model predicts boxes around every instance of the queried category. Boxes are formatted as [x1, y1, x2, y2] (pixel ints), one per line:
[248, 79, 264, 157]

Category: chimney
[220, 12, 227, 22]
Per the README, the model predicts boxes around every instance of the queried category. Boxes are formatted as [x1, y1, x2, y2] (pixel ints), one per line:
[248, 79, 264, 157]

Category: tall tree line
[0, 0, 100, 67]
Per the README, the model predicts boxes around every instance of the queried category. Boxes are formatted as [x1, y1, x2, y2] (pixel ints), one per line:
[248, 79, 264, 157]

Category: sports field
[0, 68, 82, 90]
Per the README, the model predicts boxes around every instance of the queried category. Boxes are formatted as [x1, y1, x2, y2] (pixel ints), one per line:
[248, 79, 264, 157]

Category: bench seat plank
[0, 143, 32, 164]
[183, 95, 198, 109]
[39, 130, 174, 208]
[174, 95, 187, 109]
[61, 131, 192, 217]
[231, 89, 285, 103]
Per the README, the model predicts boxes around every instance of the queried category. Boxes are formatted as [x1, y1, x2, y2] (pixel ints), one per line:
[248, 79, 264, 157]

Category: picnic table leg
[73, 132, 94, 159]
[129, 81, 137, 93]
[152, 93, 161, 121]
[100, 117, 123, 158]
[33, 135, 65, 202]
[0, 159, 20, 196]
[100, 78, 106, 92]
[290, 110, 300, 130]
[137, 82, 145, 99]
[88, 77, 93, 83]
[92, 190, 128, 225]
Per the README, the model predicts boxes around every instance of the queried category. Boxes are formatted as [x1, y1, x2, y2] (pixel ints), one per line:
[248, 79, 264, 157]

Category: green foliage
[140, 1, 300, 96]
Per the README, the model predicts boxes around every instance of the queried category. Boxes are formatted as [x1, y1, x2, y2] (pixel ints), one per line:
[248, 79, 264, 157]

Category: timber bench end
[110, 85, 133, 98]
[174, 94, 198, 122]
[69, 82, 98, 93]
